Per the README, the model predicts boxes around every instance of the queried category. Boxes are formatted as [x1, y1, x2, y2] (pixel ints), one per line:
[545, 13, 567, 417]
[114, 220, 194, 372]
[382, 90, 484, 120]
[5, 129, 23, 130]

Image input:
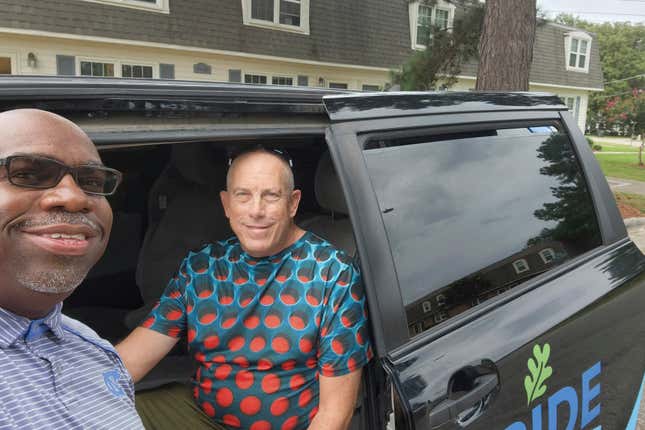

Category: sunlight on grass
[595, 153, 645, 182]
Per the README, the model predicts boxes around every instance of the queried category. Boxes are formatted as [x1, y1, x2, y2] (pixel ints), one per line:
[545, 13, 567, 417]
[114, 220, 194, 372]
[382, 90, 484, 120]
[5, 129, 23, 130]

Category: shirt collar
[0, 303, 65, 347]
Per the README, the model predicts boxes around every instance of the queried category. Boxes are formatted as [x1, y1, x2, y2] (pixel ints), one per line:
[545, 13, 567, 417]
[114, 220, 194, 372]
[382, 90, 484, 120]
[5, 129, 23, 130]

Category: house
[0, 0, 602, 130]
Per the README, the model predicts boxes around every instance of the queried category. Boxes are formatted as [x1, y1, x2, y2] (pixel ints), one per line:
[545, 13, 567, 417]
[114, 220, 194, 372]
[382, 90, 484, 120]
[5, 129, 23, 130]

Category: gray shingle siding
[0, 1, 603, 89]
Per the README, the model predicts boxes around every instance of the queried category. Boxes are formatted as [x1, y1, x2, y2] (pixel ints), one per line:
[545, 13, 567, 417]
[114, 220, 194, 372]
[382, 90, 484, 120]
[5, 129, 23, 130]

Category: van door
[322, 93, 645, 430]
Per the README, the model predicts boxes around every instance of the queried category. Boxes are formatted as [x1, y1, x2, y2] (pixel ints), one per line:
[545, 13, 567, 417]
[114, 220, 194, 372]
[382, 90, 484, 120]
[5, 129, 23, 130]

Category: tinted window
[363, 124, 602, 337]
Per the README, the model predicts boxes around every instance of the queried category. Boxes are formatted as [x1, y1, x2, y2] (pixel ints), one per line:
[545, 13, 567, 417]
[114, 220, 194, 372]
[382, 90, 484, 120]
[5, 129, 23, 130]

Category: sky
[537, 0, 645, 23]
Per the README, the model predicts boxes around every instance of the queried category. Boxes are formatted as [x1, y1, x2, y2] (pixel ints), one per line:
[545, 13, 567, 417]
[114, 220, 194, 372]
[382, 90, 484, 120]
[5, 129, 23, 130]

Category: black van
[1, 76, 644, 430]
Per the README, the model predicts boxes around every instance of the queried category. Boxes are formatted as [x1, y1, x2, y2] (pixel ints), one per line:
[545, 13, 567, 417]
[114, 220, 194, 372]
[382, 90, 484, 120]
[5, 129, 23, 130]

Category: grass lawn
[595, 144, 640, 153]
[594, 152, 645, 182]
[614, 192, 645, 213]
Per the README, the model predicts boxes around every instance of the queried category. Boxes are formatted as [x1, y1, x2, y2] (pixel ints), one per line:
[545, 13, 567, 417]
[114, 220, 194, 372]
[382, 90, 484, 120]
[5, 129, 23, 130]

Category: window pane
[329, 82, 348, 89]
[80, 61, 92, 76]
[571, 38, 579, 53]
[133, 65, 143, 78]
[580, 40, 588, 52]
[578, 54, 586, 69]
[251, 0, 274, 21]
[122, 64, 132, 77]
[362, 84, 381, 91]
[104, 63, 114, 77]
[92, 62, 103, 76]
[569, 53, 577, 67]
[279, 0, 300, 26]
[363, 125, 602, 337]
[435, 9, 449, 30]
[245, 74, 268, 84]
[143, 66, 153, 78]
[271, 76, 293, 86]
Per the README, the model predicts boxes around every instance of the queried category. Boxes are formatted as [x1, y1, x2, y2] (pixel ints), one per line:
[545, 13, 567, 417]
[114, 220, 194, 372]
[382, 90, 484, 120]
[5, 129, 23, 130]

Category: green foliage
[524, 343, 553, 406]
[555, 14, 645, 135]
[392, 0, 484, 90]
[586, 137, 594, 147]
[593, 145, 602, 151]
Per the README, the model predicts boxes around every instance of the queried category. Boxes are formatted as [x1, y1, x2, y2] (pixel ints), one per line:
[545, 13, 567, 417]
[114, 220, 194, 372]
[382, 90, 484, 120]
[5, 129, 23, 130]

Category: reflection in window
[363, 124, 602, 337]
[80, 61, 114, 77]
[512, 259, 530, 274]
[244, 74, 268, 84]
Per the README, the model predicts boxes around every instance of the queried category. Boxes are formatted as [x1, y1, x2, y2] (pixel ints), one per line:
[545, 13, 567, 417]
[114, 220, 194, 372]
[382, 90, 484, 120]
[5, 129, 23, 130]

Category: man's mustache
[13, 211, 102, 235]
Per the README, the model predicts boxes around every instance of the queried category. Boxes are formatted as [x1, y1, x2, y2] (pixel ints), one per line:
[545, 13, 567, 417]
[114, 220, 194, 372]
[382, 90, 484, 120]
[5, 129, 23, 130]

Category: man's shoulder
[185, 237, 239, 260]
[60, 314, 116, 354]
[303, 231, 355, 267]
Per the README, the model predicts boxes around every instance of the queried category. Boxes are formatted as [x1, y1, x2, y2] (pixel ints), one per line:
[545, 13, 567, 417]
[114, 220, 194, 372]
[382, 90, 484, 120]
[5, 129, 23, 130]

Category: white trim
[241, 70, 297, 86]
[0, 27, 391, 72]
[454, 75, 603, 92]
[77, 56, 159, 79]
[241, 0, 310, 35]
[564, 31, 592, 73]
[79, 0, 169, 13]
[512, 258, 530, 274]
[409, 0, 456, 50]
[539, 248, 556, 264]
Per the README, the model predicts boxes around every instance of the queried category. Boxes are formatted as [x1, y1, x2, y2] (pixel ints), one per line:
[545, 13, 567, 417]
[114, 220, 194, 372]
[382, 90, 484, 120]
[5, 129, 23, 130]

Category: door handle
[428, 372, 499, 426]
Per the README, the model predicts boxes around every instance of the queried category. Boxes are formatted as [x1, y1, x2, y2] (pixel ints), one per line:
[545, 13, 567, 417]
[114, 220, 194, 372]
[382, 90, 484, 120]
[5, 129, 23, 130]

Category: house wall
[0, 32, 391, 90]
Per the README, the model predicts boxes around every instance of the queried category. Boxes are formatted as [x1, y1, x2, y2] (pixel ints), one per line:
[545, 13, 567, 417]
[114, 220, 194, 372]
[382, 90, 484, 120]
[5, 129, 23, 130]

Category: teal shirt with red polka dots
[143, 231, 373, 430]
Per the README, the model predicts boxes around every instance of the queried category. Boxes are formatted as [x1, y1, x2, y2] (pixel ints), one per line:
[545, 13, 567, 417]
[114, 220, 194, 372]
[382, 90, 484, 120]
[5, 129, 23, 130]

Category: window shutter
[159, 63, 175, 79]
[297, 75, 309, 86]
[56, 55, 76, 76]
[229, 69, 242, 83]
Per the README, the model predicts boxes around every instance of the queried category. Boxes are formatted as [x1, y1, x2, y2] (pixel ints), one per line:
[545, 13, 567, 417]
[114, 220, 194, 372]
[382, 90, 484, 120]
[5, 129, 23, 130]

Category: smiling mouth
[19, 225, 99, 256]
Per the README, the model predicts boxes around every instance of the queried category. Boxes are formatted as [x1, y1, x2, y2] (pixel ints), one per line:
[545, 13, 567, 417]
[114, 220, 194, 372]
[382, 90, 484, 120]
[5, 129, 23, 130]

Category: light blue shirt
[0, 304, 144, 429]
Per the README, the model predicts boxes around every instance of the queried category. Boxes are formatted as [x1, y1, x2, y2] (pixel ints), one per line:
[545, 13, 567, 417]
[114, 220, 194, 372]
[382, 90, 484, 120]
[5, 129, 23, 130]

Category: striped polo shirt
[0, 303, 144, 429]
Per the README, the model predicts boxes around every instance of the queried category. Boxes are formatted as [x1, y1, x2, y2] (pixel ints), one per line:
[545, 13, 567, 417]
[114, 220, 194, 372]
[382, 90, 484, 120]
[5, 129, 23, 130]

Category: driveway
[608, 177, 645, 197]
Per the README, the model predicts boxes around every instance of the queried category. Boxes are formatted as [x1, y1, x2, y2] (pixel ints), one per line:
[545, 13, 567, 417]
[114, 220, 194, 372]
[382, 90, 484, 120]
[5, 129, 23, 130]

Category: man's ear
[289, 189, 302, 218]
[220, 190, 231, 218]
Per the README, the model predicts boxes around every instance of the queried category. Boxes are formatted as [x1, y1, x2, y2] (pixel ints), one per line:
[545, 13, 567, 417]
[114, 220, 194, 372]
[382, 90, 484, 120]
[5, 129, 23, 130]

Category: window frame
[77, 57, 158, 79]
[241, 0, 310, 34]
[242, 71, 297, 86]
[512, 259, 530, 275]
[409, 0, 455, 50]
[78, 0, 169, 13]
[539, 248, 556, 264]
[564, 31, 592, 73]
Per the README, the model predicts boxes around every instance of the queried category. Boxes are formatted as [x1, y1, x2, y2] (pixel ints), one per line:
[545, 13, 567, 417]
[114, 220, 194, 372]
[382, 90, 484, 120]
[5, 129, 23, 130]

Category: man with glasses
[117, 148, 372, 430]
[0, 109, 143, 429]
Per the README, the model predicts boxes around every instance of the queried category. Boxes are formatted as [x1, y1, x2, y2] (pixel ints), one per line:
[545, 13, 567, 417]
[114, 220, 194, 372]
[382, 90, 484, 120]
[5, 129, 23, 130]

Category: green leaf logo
[524, 343, 553, 406]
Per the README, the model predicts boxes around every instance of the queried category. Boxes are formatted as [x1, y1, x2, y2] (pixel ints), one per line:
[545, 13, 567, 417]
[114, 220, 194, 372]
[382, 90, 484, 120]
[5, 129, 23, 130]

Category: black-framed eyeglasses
[227, 146, 294, 168]
[0, 155, 123, 196]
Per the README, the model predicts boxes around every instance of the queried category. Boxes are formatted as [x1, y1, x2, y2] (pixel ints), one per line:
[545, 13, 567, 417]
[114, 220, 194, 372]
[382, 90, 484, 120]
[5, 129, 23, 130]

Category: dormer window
[565, 31, 592, 73]
[409, 0, 455, 49]
[242, 0, 310, 34]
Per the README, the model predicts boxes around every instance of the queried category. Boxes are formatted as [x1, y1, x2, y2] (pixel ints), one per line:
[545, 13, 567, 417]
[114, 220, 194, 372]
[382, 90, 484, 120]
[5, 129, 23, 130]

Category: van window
[362, 124, 602, 337]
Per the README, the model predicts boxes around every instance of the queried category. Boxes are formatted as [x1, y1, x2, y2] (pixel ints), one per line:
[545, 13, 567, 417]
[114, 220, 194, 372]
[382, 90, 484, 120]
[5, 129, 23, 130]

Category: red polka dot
[261, 373, 280, 394]
[194, 352, 206, 362]
[281, 360, 296, 371]
[222, 317, 236, 328]
[299, 389, 312, 407]
[220, 296, 234, 305]
[341, 316, 353, 327]
[229, 336, 245, 351]
[201, 401, 215, 417]
[281, 416, 298, 430]
[276, 275, 288, 283]
[289, 315, 305, 330]
[222, 414, 241, 427]
[234, 277, 248, 285]
[348, 357, 357, 372]
[257, 358, 273, 371]
[306, 357, 317, 369]
[298, 275, 310, 283]
[201, 378, 213, 394]
[213, 354, 226, 363]
[215, 364, 232, 380]
[250, 421, 271, 430]
[257, 278, 267, 286]
[321, 363, 335, 376]
[244, 316, 260, 329]
[250, 336, 266, 352]
[272, 336, 290, 354]
[200, 313, 217, 324]
[260, 295, 274, 305]
[168, 290, 181, 299]
[240, 297, 253, 307]
[198, 290, 212, 298]
[236, 370, 254, 390]
[233, 356, 250, 368]
[332, 339, 345, 355]
[265, 315, 281, 328]
[309, 406, 319, 422]
[320, 326, 328, 337]
[289, 374, 305, 390]
[281, 294, 297, 305]
[142, 317, 154, 328]
[204, 335, 220, 349]
[270, 397, 289, 416]
[216, 387, 234, 407]
[299, 338, 313, 354]
[356, 331, 364, 345]
[187, 329, 196, 343]
[240, 396, 262, 415]
[167, 326, 181, 337]
[186, 305, 193, 314]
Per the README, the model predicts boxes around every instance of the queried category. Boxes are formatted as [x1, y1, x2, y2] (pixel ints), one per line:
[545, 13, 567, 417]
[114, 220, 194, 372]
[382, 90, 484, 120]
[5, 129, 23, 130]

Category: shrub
[586, 137, 594, 147]
[593, 144, 602, 151]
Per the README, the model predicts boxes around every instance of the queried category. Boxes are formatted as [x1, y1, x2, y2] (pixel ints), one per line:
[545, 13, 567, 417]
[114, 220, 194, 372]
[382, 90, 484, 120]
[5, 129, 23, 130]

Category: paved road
[626, 220, 645, 429]
[608, 177, 645, 197]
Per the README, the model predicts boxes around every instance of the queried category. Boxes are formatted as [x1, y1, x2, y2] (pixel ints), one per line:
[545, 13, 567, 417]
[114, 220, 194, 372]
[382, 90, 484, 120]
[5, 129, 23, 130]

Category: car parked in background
[1, 76, 644, 430]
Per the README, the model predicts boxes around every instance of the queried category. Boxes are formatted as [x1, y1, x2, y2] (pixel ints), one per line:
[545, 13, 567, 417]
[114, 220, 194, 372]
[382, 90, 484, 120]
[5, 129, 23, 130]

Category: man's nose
[39, 174, 93, 213]
[248, 196, 266, 218]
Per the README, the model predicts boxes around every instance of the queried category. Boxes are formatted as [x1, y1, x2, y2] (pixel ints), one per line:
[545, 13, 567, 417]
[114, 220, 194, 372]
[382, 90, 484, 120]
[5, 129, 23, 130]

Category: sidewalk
[607, 177, 645, 197]
[589, 135, 643, 147]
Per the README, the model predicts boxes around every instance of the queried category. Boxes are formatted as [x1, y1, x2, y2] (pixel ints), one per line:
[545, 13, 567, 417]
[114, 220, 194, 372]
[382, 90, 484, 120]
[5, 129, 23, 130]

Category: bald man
[117, 148, 373, 430]
[0, 109, 144, 429]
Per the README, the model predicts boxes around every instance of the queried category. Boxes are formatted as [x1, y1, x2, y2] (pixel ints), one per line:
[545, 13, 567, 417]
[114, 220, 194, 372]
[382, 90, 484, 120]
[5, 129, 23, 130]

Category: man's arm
[307, 369, 363, 430]
[116, 327, 179, 383]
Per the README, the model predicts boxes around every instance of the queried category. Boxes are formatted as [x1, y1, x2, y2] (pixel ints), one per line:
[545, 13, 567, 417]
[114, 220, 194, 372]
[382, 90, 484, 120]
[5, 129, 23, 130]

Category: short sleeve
[317, 262, 373, 377]
[140, 258, 190, 339]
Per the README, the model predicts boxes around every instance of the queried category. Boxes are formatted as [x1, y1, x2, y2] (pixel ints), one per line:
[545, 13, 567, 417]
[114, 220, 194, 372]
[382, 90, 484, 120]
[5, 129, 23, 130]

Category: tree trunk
[475, 0, 537, 91]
